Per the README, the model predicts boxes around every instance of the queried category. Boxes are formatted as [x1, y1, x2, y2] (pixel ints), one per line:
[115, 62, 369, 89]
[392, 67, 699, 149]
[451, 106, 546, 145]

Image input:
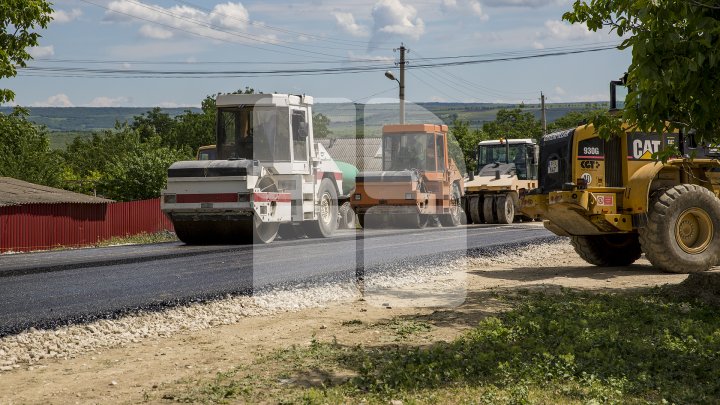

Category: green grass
[164, 288, 720, 404]
[94, 231, 177, 247]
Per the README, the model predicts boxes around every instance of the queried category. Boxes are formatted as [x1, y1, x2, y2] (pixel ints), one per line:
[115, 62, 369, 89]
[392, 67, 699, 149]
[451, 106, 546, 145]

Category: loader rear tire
[469, 196, 482, 224]
[571, 234, 642, 266]
[483, 196, 495, 224]
[639, 184, 720, 273]
[303, 178, 338, 238]
[495, 194, 514, 224]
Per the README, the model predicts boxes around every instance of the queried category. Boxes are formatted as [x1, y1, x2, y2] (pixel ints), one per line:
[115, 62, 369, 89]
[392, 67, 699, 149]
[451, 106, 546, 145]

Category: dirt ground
[0, 241, 701, 404]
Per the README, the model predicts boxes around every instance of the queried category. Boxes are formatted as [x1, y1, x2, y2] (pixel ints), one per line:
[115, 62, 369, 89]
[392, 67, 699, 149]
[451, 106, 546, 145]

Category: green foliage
[546, 109, 604, 133]
[449, 119, 484, 174]
[0, 0, 53, 103]
[483, 108, 543, 140]
[0, 109, 62, 186]
[313, 113, 332, 139]
[564, 1, 720, 141]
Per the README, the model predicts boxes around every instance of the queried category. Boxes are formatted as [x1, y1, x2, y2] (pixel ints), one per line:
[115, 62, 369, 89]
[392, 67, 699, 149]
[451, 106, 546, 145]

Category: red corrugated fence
[0, 198, 174, 253]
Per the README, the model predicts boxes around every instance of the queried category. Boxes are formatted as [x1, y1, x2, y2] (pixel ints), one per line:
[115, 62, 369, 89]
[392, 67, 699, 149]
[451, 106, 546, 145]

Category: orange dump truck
[350, 124, 464, 228]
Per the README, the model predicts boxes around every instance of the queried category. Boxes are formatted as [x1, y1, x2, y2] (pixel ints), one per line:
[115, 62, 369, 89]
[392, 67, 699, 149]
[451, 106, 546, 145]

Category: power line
[19, 44, 619, 79]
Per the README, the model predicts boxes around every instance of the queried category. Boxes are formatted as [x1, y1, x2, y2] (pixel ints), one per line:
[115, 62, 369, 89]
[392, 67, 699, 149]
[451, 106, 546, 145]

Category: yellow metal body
[521, 123, 720, 236]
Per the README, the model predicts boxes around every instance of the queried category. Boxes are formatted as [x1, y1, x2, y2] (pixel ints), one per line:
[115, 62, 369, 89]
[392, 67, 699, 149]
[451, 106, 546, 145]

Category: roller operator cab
[161, 94, 346, 244]
[464, 139, 539, 224]
[521, 78, 720, 273]
[351, 124, 465, 228]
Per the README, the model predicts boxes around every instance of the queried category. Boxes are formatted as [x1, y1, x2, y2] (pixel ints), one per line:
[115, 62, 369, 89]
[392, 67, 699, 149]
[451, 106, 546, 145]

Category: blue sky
[6, 0, 631, 107]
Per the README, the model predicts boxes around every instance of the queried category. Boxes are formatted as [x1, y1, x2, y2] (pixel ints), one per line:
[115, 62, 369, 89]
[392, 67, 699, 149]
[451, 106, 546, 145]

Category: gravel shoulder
[0, 239, 707, 404]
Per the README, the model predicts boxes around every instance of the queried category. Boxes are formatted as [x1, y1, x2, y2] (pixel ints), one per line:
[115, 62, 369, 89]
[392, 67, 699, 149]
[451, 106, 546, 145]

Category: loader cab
[476, 139, 538, 180]
[381, 124, 449, 175]
[214, 94, 314, 174]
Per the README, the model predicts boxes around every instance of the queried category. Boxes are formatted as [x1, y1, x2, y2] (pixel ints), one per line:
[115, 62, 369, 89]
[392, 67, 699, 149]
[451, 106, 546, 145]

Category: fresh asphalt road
[0, 224, 554, 335]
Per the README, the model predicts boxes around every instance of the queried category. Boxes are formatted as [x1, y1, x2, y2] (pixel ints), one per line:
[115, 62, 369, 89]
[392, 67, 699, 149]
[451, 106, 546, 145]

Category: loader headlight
[354, 193, 362, 200]
[163, 194, 176, 204]
[405, 193, 415, 200]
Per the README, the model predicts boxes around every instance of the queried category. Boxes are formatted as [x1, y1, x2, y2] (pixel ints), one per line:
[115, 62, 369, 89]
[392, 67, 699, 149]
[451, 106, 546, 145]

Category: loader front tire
[639, 184, 720, 273]
[571, 234, 642, 267]
[303, 178, 338, 238]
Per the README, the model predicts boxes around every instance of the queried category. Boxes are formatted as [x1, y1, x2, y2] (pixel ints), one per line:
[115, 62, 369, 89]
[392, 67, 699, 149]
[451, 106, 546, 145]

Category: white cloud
[541, 20, 596, 41]
[484, 0, 565, 7]
[468, 0, 489, 20]
[554, 86, 566, 95]
[52, 9, 82, 23]
[532, 41, 544, 49]
[105, 1, 256, 42]
[209, 2, 249, 30]
[333, 12, 369, 38]
[441, 0, 488, 22]
[139, 24, 173, 39]
[370, 0, 425, 48]
[28, 45, 54, 58]
[32, 94, 74, 107]
[84, 96, 131, 107]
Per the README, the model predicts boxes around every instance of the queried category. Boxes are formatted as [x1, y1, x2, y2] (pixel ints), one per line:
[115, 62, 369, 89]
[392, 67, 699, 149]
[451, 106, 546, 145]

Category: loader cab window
[383, 133, 433, 171]
[216, 106, 290, 161]
[292, 110, 308, 161]
[477, 143, 531, 179]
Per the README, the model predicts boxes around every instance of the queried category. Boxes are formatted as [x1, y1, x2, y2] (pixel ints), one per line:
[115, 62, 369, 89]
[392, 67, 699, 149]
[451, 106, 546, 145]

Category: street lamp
[385, 70, 404, 124]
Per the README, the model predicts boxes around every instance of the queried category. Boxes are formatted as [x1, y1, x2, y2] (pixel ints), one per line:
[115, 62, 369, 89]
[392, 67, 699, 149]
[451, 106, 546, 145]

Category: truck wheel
[571, 234, 642, 266]
[639, 184, 720, 273]
[483, 196, 495, 224]
[338, 201, 356, 229]
[303, 178, 338, 238]
[469, 196, 482, 224]
[495, 194, 514, 224]
[439, 183, 463, 227]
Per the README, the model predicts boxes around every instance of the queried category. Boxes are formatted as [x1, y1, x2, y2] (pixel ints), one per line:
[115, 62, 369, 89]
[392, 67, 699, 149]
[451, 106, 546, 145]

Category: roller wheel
[571, 234, 642, 266]
[483, 196, 495, 224]
[173, 221, 206, 245]
[396, 213, 429, 229]
[639, 184, 720, 273]
[303, 178, 338, 238]
[495, 194, 515, 224]
[469, 196, 483, 224]
[439, 182, 463, 227]
[252, 215, 279, 244]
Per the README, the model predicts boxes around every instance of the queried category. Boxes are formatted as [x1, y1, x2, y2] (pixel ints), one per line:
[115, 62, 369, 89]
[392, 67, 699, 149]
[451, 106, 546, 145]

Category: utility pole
[397, 43, 408, 124]
[540, 91, 547, 135]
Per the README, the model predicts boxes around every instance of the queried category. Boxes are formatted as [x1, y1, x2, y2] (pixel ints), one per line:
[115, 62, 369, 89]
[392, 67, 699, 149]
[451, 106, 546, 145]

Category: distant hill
[1, 101, 608, 148]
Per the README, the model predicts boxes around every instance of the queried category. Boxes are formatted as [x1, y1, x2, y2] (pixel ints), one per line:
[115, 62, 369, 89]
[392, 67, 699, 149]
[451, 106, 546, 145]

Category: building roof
[320, 138, 383, 171]
[0, 177, 113, 207]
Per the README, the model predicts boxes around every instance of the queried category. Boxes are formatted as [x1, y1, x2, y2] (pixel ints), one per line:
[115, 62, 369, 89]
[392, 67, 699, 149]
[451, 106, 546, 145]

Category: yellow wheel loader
[521, 78, 720, 273]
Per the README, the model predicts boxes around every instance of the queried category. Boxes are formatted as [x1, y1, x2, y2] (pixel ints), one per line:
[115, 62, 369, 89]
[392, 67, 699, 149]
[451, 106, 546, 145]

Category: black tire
[483, 196, 495, 224]
[357, 213, 365, 229]
[571, 234, 642, 266]
[639, 184, 720, 273]
[338, 201, 356, 229]
[495, 194, 515, 224]
[303, 178, 339, 238]
[439, 183, 463, 227]
[469, 196, 482, 224]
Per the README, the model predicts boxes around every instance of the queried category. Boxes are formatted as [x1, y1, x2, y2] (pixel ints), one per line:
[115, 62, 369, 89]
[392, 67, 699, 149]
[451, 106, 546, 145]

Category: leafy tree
[131, 107, 176, 143]
[449, 119, 486, 174]
[483, 108, 543, 140]
[0, 110, 62, 186]
[313, 113, 332, 139]
[547, 109, 604, 133]
[0, 0, 53, 103]
[99, 134, 186, 201]
[564, 1, 720, 141]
